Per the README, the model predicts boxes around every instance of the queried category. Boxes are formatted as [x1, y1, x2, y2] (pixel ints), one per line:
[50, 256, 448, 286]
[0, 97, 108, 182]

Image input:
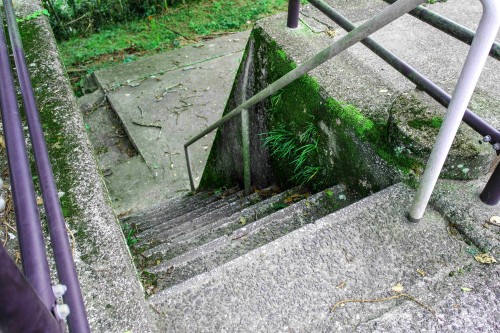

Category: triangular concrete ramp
[91, 32, 250, 214]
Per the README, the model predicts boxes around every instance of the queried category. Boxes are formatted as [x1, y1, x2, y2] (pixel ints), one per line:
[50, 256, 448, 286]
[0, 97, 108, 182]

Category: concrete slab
[91, 32, 250, 215]
[94, 31, 250, 91]
[106, 51, 243, 177]
[430, 176, 500, 257]
[149, 183, 494, 332]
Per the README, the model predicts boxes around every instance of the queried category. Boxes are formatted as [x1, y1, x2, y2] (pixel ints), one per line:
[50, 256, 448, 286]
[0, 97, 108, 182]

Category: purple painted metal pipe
[287, 0, 300, 28]
[0, 244, 63, 333]
[0, 10, 55, 311]
[480, 161, 500, 205]
[3, 1, 91, 332]
[382, 0, 500, 61]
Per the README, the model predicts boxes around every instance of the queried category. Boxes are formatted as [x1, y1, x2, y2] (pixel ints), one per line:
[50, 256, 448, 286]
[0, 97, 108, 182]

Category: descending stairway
[144, 183, 495, 333]
[122, 183, 354, 292]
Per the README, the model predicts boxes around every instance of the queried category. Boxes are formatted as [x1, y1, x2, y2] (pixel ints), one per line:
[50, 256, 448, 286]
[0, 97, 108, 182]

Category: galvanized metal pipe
[382, 0, 500, 61]
[0, 10, 55, 310]
[287, 0, 301, 28]
[409, 0, 500, 221]
[241, 109, 251, 195]
[3, 1, 91, 331]
[185, 0, 427, 189]
[307, 0, 500, 146]
[0, 244, 63, 333]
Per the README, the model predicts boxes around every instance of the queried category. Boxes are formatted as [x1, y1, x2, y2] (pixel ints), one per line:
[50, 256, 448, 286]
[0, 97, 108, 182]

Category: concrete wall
[12, 1, 157, 331]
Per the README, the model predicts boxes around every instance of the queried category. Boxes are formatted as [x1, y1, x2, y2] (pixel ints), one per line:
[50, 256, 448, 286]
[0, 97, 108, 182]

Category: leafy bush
[43, 0, 195, 39]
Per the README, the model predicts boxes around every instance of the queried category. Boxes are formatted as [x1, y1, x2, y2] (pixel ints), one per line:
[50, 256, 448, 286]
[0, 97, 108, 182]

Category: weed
[261, 122, 321, 184]
[121, 223, 139, 247]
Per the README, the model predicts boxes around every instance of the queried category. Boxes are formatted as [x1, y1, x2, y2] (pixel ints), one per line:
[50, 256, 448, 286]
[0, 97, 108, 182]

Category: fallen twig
[330, 293, 435, 316]
[132, 121, 163, 139]
[132, 121, 162, 129]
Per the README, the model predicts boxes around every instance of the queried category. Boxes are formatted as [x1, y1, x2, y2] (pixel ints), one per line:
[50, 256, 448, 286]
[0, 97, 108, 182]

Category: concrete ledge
[13, 1, 157, 331]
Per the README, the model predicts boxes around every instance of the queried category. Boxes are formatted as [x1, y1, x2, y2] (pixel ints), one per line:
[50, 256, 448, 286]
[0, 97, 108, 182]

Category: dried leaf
[474, 253, 497, 264]
[325, 30, 336, 37]
[416, 269, 426, 277]
[284, 197, 293, 204]
[335, 281, 346, 289]
[391, 283, 404, 293]
[488, 215, 500, 227]
[239, 216, 247, 225]
[0, 135, 4, 149]
[36, 196, 43, 205]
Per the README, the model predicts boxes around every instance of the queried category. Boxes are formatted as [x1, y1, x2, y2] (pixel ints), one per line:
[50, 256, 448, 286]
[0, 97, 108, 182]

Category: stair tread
[126, 187, 240, 231]
[147, 185, 351, 288]
[148, 183, 474, 333]
[142, 186, 305, 259]
[136, 188, 245, 242]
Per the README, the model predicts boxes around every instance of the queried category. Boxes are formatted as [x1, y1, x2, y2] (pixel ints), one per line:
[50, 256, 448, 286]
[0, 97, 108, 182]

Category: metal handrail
[381, 0, 500, 61]
[0, 244, 63, 332]
[307, 0, 500, 147]
[3, 1, 91, 331]
[0, 1, 91, 331]
[0, 6, 55, 311]
[184, 0, 427, 194]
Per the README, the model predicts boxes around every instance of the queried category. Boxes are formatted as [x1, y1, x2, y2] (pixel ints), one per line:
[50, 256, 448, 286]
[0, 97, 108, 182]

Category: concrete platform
[91, 31, 250, 214]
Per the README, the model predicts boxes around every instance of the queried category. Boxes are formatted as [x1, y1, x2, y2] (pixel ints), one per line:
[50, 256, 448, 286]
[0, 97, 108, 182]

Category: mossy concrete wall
[12, 1, 157, 332]
[200, 26, 398, 195]
[200, 11, 497, 195]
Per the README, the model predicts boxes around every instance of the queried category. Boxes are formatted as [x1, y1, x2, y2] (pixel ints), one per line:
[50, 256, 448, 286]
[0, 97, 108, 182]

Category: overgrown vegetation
[261, 122, 321, 184]
[51, 0, 288, 95]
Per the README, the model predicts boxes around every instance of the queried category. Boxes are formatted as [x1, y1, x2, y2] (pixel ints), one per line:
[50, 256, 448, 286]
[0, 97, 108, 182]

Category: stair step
[148, 183, 472, 332]
[147, 184, 351, 289]
[124, 187, 239, 231]
[136, 188, 245, 242]
[142, 186, 305, 260]
[144, 186, 280, 246]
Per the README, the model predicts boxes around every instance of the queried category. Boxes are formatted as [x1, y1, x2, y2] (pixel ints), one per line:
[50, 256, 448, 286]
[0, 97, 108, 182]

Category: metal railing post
[241, 109, 251, 195]
[287, 0, 300, 28]
[480, 161, 500, 205]
[3, 1, 91, 331]
[185, 145, 196, 191]
[0, 244, 63, 332]
[408, 0, 500, 222]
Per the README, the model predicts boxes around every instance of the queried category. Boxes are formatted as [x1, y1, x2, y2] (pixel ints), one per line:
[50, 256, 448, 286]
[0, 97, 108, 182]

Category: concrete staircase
[76, 1, 499, 331]
[143, 183, 498, 333]
[123, 184, 354, 292]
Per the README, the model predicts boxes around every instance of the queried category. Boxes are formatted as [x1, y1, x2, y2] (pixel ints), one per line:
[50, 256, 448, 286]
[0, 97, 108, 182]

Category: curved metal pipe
[185, 0, 426, 190]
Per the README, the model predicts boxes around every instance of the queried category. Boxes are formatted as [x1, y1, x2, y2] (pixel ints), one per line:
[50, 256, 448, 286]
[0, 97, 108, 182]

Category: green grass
[59, 0, 288, 70]
[261, 122, 321, 184]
